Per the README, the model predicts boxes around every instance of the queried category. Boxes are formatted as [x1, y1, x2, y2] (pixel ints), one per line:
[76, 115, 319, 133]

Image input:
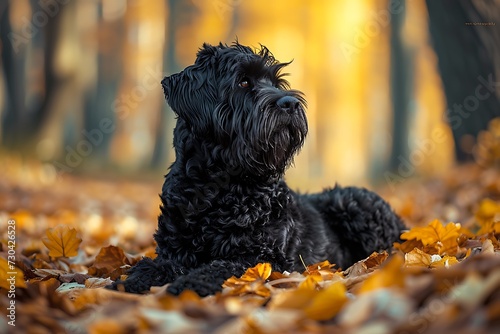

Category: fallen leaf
[358, 255, 405, 293]
[303, 281, 347, 321]
[298, 275, 322, 290]
[85, 277, 114, 288]
[303, 260, 337, 280]
[404, 248, 431, 267]
[0, 257, 26, 289]
[87, 245, 131, 280]
[400, 220, 460, 255]
[42, 225, 82, 258]
[223, 263, 273, 297]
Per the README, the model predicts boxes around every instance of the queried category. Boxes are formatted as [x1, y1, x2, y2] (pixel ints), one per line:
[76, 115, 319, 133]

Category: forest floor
[1, 155, 500, 333]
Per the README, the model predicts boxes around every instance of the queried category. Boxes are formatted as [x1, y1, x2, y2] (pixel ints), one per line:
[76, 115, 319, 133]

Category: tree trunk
[426, 0, 500, 161]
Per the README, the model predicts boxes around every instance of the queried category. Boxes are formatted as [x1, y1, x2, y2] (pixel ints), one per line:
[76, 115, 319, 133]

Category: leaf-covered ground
[2, 146, 500, 332]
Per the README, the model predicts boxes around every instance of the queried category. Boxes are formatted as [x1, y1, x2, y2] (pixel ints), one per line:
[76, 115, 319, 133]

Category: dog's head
[162, 42, 307, 178]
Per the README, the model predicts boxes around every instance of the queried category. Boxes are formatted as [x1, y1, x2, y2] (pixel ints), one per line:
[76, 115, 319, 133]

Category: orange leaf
[223, 263, 272, 297]
[358, 255, 405, 293]
[268, 281, 348, 321]
[42, 225, 82, 258]
[400, 220, 460, 255]
[303, 281, 347, 321]
[303, 260, 337, 280]
[430, 255, 459, 268]
[0, 257, 26, 289]
[363, 251, 389, 269]
[475, 198, 500, 225]
[240, 263, 272, 281]
[404, 248, 431, 267]
[298, 275, 322, 290]
[268, 288, 317, 310]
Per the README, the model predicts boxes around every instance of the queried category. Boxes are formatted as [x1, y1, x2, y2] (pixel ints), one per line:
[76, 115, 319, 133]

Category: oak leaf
[400, 219, 460, 255]
[42, 225, 82, 258]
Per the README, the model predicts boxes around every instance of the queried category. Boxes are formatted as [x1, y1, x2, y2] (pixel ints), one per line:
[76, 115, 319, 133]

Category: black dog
[110, 42, 405, 296]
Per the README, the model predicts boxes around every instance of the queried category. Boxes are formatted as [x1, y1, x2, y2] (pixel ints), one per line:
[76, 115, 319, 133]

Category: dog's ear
[161, 75, 174, 100]
[195, 43, 219, 66]
[161, 65, 217, 127]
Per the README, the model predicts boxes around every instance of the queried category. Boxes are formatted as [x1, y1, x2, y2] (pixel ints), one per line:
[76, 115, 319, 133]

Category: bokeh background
[0, 0, 499, 193]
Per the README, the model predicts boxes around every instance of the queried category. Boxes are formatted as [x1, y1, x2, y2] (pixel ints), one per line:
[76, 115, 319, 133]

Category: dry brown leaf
[85, 277, 114, 288]
[87, 245, 131, 280]
[42, 225, 82, 258]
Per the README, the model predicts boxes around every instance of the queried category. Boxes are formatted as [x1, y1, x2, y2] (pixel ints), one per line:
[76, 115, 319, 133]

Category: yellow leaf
[223, 263, 272, 297]
[303, 260, 337, 280]
[0, 257, 26, 289]
[42, 225, 82, 258]
[358, 255, 405, 293]
[269, 281, 347, 321]
[430, 256, 458, 268]
[400, 220, 460, 255]
[404, 248, 432, 267]
[268, 288, 317, 310]
[303, 281, 347, 321]
[298, 275, 322, 290]
[240, 263, 272, 281]
[475, 198, 500, 224]
[475, 199, 500, 235]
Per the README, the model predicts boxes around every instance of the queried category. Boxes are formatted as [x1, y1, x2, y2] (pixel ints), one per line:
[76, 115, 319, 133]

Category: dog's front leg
[108, 257, 187, 293]
[166, 259, 250, 297]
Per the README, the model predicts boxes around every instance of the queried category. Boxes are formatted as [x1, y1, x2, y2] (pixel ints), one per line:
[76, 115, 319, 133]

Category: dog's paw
[166, 275, 224, 297]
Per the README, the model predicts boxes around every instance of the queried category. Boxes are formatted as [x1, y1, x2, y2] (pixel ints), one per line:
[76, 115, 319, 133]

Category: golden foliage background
[1, 0, 454, 191]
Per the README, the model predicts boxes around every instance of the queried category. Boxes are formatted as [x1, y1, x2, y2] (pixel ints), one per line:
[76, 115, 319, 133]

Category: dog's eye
[238, 78, 250, 88]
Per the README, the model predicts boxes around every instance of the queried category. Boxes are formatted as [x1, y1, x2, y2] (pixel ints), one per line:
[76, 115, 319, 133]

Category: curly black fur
[109, 42, 405, 296]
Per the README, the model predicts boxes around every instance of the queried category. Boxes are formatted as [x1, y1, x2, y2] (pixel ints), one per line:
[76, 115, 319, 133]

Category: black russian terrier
[110, 42, 405, 296]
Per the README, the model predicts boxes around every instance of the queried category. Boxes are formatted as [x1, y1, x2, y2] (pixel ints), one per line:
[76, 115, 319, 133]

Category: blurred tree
[389, 0, 414, 171]
[0, 1, 29, 148]
[426, 0, 500, 161]
[151, 0, 180, 169]
[84, 2, 125, 164]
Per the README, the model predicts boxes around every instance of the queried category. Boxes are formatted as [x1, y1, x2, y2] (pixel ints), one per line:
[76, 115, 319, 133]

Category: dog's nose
[276, 96, 300, 114]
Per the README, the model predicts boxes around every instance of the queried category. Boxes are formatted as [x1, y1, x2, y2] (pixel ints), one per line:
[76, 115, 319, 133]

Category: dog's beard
[214, 91, 308, 178]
